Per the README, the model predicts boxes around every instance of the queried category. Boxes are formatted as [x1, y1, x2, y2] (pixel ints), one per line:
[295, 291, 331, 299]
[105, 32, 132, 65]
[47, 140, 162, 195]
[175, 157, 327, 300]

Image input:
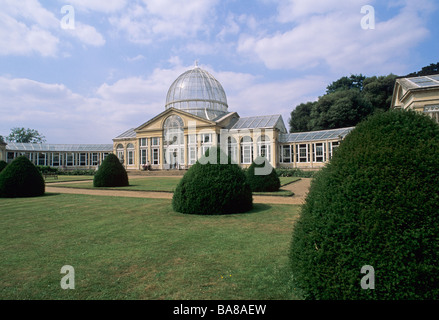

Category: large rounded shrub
[0, 156, 45, 198]
[172, 147, 253, 215]
[246, 156, 280, 192]
[289, 110, 439, 300]
[0, 160, 7, 173]
[93, 153, 129, 187]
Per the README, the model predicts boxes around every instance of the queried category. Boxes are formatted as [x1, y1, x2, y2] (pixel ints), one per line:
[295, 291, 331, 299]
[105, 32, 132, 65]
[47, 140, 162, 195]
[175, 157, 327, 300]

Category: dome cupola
[165, 65, 228, 120]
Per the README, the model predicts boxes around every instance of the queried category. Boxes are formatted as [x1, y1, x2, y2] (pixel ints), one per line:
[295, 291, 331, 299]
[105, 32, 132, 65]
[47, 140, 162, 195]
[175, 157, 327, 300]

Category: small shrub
[93, 154, 129, 187]
[0, 160, 7, 173]
[172, 147, 253, 215]
[0, 156, 45, 198]
[246, 156, 280, 192]
[289, 110, 439, 300]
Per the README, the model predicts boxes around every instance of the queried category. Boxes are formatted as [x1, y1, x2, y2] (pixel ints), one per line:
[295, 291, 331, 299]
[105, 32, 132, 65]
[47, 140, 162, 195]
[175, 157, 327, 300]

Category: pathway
[45, 178, 312, 205]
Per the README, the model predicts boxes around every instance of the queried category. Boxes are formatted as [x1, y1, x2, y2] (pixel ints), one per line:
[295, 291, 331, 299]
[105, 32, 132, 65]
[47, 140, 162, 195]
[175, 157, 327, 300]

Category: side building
[2, 143, 113, 169]
[391, 73, 439, 123]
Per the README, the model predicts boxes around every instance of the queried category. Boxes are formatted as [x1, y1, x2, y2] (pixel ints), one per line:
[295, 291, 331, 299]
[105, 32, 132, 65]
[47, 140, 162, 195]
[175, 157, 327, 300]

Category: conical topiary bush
[93, 153, 129, 187]
[172, 147, 253, 215]
[289, 110, 439, 300]
[246, 156, 280, 192]
[0, 156, 45, 198]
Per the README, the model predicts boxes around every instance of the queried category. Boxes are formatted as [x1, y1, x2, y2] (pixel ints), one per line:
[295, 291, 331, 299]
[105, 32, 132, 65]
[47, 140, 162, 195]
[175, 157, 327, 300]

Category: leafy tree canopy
[405, 62, 439, 77]
[289, 73, 398, 132]
[6, 127, 46, 143]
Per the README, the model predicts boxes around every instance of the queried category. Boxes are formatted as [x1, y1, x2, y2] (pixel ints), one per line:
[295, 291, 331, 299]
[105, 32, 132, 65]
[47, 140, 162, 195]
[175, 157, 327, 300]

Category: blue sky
[1, 0, 438, 143]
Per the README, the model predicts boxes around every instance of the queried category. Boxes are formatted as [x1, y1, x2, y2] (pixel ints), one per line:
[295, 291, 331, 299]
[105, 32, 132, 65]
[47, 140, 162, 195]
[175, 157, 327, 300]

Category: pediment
[135, 108, 217, 133]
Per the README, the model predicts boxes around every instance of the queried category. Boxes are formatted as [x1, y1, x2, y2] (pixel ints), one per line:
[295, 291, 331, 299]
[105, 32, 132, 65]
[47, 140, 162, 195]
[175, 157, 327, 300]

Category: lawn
[44, 175, 95, 183]
[49, 176, 300, 195]
[0, 193, 301, 300]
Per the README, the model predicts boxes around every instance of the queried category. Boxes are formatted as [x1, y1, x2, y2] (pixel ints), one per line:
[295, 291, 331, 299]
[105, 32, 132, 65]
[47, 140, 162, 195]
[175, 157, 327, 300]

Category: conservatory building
[1, 65, 354, 170]
[113, 66, 353, 171]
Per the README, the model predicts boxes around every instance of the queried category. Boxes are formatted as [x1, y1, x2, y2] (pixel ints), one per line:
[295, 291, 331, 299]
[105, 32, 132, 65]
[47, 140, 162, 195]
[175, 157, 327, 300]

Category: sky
[0, 0, 438, 144]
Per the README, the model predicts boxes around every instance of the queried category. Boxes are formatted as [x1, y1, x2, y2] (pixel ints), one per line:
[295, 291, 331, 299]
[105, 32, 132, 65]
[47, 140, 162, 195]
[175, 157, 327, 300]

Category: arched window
[240, 136, 253, 164]
[257, 135, 271, 162]
[116, 144, 124, 162]
[163, 115, 184, 168]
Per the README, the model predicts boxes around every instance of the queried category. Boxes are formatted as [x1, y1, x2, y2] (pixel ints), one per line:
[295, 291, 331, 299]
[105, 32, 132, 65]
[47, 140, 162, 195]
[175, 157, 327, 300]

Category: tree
[362, 74, 398, 112]
[289, 102, 315, 132]
[309, 89, 373, 130]
[288, 73, 397, 132]
[405, 62, 439, 77]
[7, 127, 46, 143]
[326, 74, 366, 94]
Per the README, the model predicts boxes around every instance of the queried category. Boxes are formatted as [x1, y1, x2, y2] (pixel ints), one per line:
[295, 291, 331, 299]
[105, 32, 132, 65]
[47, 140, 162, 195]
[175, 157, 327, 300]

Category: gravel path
[45, 178, 311, 205]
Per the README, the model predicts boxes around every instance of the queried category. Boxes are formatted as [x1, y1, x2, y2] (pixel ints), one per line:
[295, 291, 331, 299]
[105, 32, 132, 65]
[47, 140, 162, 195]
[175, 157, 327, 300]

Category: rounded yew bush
[289, 110, 439, 300]
[172, 147, 253, 215]
[246, 156, 280, 192]
[93, 153, 129, 187]
[0, 160, 7, 173]
[0, 156, 45, 198]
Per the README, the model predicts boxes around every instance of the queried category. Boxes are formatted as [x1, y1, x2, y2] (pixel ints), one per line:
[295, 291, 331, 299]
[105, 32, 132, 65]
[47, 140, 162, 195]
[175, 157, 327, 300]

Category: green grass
[0, 193, 301, 300]
[279, 177, 301, 186]
[51, 176, 300, 196]
[44, 175, 95, 183]
[53, 176, 181, 192]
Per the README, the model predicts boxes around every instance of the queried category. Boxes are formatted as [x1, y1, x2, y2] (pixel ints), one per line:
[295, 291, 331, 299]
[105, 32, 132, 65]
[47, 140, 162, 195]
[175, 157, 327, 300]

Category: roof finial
[194, 60, 199, 68]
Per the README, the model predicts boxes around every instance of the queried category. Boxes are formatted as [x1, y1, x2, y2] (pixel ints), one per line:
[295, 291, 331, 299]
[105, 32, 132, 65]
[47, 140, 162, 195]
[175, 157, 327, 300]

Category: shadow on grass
[250, 203, 272, 214]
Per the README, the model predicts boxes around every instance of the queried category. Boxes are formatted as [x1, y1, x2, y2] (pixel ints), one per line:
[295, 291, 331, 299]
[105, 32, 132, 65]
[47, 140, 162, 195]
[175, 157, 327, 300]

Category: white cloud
[0, 0, 107, 57]
[238, 1, 431, 75]
[65, 0, 127, 13]
[0, 12, 59, 56]
[65, 22, 106, 47]
[109, 0, 219, 44]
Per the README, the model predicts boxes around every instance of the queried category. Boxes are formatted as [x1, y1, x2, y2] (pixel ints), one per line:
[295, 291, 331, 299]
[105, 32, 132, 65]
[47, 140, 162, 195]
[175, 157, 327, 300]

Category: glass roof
[165, 66, 228, 120]
[228, 115, 286, 132]
[6, 142, 113, 152]
[279, 127, 355, 143]
[407, 75, 439, 88]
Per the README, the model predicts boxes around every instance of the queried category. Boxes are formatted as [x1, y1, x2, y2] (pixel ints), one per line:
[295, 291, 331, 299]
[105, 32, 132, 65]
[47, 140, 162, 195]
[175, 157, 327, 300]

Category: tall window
[116, 144, 124, 163]
[79, 153, 86, 166]
[91, 153, 98, 166]
[240, 136, 253, 164]
[329, 141, 340, 159]
[297, 144, 309, 163]
[163, 115, 184, 168]
[188, 134, 197, 165]
[313, 143, 325, 162]
[257, 135, 271, 163]
[280, 145, 292, 163]
[227, 136, 238, 164]
[127, 143, 135, 165]
[200, 133, 213, 157]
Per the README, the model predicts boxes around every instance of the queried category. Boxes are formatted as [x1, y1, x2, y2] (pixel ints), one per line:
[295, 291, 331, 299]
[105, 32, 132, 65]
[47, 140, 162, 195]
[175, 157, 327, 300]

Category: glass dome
[165, 66, 228, 120]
